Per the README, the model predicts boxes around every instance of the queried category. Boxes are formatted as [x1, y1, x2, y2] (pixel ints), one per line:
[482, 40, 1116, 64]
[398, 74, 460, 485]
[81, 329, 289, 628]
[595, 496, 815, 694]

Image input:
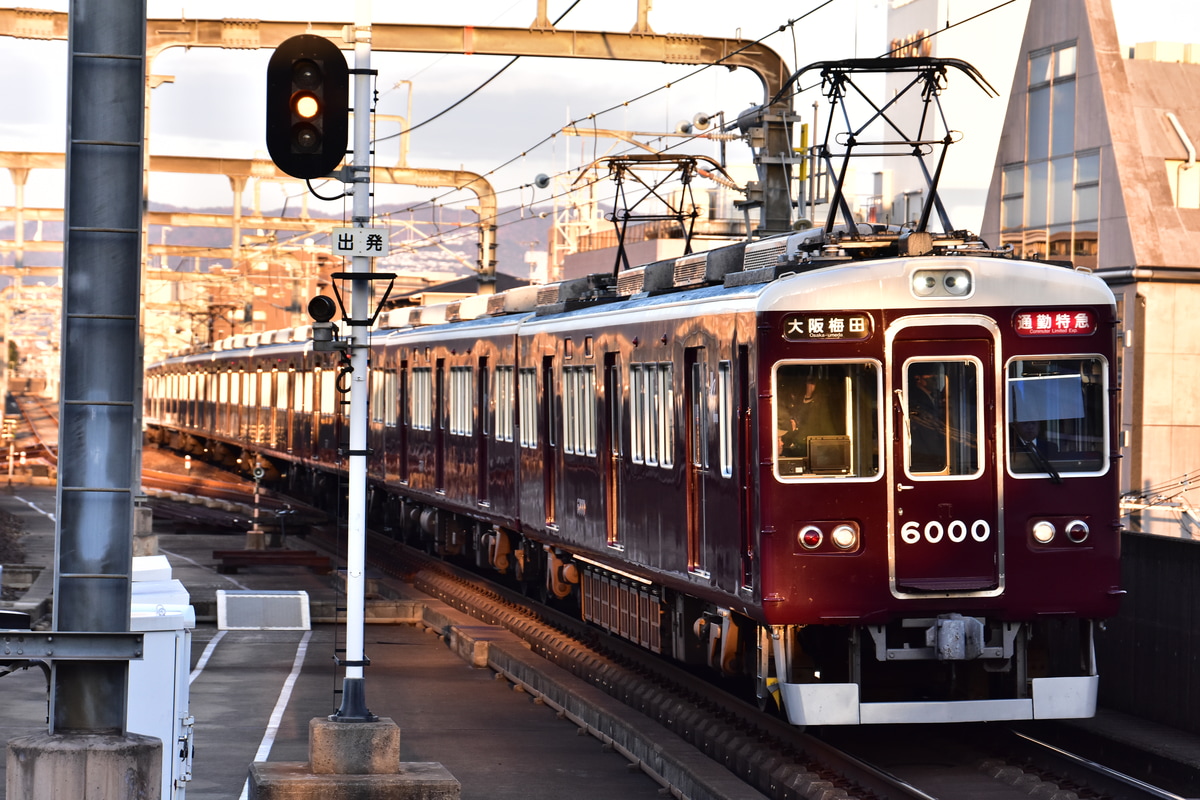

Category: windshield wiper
[1019, 438, 1062, 484]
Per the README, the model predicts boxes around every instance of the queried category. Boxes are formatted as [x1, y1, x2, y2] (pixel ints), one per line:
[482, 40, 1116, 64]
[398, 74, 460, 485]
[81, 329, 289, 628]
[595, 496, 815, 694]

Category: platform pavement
[0, 486, 685, 800]
[9, 485, 1200, 799]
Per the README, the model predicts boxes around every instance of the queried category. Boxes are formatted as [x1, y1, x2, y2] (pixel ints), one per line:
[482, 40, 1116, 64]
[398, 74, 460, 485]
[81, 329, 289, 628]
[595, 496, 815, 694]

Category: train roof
[154, 226, 1114, 368]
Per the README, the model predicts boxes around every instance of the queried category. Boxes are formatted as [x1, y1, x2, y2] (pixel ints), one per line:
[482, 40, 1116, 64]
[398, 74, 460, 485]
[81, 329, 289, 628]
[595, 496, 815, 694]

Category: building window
[1000, 42, 1097, 267]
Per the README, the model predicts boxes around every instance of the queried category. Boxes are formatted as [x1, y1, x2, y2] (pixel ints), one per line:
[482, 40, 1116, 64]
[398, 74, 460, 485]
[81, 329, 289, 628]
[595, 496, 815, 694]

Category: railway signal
[266, 34, 349, 180]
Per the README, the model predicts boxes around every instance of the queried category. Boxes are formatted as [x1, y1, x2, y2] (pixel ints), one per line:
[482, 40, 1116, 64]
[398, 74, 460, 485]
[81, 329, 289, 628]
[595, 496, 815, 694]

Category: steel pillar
[51, 0, 146, 733]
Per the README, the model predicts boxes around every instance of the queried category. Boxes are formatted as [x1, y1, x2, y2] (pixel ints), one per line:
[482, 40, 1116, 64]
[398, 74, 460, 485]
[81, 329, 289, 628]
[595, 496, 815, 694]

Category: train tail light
[799, 526, 823, 550]
[1065, 520, 1090, 543]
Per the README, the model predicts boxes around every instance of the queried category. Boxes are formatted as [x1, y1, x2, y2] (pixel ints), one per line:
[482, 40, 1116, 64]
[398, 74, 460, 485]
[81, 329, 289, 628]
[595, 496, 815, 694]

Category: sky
[1, 0, 1199, 225]
[0, 0, 884, 217]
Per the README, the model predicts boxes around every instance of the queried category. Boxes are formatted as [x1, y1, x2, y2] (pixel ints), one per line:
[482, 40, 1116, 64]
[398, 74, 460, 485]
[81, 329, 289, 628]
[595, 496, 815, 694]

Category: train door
[736, 347, 754, 588]
[477, 356, 489, 504]
[398, 360, 409, 483]
[435, 359, 445, 491]
[888, 319, 1002, 598]
[283, 368, 294, 453]
[685, 347, 708, 574]
[603, 353, 622, 547]
[542, 355, 557, 525]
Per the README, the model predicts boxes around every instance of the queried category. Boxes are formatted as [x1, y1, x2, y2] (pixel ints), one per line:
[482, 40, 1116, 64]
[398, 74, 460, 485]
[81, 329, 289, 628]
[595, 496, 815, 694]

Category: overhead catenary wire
[216, 0, 1025, 267]
[374, 0, 1023, 257]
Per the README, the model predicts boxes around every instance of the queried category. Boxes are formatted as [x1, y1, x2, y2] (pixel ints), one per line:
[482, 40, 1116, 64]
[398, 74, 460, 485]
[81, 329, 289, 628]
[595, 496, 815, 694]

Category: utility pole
[254, 4, 454, 795]
[334, 0, 377, 723]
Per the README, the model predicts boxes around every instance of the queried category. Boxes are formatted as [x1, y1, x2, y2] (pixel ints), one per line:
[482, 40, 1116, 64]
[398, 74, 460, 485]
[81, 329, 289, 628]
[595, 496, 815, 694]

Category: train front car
[757, 253, 1121, 725]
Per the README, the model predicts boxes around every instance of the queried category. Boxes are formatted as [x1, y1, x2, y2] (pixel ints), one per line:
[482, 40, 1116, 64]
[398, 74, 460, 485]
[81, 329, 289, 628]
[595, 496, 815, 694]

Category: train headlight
[943, 269, 972, 296]
[912, 271, 938, 296]
[831, 524, 858, 550]
[911, 268, 973, 298]
[1032, 520, 1056, 544]
[799, 525, 823, 550]
[1066, 520, 1090, 543]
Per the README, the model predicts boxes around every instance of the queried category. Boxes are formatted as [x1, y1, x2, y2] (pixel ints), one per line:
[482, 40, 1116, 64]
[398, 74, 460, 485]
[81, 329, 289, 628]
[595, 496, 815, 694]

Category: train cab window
[774, 361, 881, 480]
[1007, 357, 1107, 477]
[904, 360, 981, 478]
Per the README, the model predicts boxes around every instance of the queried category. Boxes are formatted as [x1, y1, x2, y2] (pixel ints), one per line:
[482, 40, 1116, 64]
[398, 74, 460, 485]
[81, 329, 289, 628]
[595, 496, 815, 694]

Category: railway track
[143, 455, 1189, 800]
[312, 527, 1181, 800]
[300, 524, 1179, 800]
[11, 395, 58, 465]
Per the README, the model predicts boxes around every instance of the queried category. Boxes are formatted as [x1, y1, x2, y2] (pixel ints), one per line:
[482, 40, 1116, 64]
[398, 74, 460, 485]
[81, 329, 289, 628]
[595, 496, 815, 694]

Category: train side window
[370, 368, 393, 425]
[494, 366, 514, 442]
[449, 366, 473, 436]
[1007, 356, 1107, 477]
[411, 367, 432, 430]
[563, 366, 597, 456]
[319, 370, 336, 416]
[904, 360, 981, 478]
[630, 363, 673, 469]
[774, 361, 881, 480]
[658, 364, 674, 469]
[718, 361, 733, 477]
[518, 368, 538, 448]
[301, 371, 314, 414]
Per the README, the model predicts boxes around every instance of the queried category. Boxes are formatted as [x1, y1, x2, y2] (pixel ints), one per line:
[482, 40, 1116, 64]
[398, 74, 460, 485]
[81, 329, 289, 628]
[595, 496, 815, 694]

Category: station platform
[0, 485, 716, 800]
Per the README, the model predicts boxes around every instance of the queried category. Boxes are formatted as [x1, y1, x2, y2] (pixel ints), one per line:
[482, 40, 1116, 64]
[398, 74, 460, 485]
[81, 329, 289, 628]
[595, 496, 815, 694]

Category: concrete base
[6, 732, 162, 800]
[248, 761, 459, 800]
[133, 504, 157, 557]
[247, 717, 458, 799]
[310, 717, 400, 775]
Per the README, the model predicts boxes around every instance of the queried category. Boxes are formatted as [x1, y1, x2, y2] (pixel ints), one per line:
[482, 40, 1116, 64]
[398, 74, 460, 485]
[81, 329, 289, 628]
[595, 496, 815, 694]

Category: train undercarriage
[150, 432, 1101, 727]
[359, 472, 1101, 726]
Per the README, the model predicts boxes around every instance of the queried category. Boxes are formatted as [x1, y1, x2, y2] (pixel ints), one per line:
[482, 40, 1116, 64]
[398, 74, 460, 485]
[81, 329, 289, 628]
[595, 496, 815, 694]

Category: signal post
[252, 5, 457, 798]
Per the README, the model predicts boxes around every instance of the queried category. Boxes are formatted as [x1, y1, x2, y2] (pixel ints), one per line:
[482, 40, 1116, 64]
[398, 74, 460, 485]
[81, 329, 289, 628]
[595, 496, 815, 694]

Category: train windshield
[904, 359, 982, 479]
[1007, 357, 1107, 476]
[774, 361, 881, 480]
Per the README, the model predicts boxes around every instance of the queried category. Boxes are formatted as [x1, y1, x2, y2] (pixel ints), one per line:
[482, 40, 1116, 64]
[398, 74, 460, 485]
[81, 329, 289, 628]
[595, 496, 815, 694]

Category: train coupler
[867, 616, 1020, 662]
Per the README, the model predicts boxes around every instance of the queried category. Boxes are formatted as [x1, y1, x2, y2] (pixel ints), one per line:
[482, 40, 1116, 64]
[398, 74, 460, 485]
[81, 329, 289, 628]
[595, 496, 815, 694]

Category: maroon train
[146, 228, 1123, 725]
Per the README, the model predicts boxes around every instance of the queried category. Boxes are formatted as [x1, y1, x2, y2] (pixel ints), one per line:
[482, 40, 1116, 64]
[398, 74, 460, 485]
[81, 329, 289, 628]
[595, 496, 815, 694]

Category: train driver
[908, 363, 947, 472]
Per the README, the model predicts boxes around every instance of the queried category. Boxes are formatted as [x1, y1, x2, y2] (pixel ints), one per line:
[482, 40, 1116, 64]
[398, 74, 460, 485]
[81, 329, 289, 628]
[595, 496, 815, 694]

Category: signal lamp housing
[266, 35, 349, 180]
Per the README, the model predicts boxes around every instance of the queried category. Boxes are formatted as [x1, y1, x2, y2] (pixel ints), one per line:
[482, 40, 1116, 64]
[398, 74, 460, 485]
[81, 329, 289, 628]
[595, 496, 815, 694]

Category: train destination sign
[331, 226, 390, 258]
[782, 312, 872, 342]
[1013, 309, 1096, 336]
